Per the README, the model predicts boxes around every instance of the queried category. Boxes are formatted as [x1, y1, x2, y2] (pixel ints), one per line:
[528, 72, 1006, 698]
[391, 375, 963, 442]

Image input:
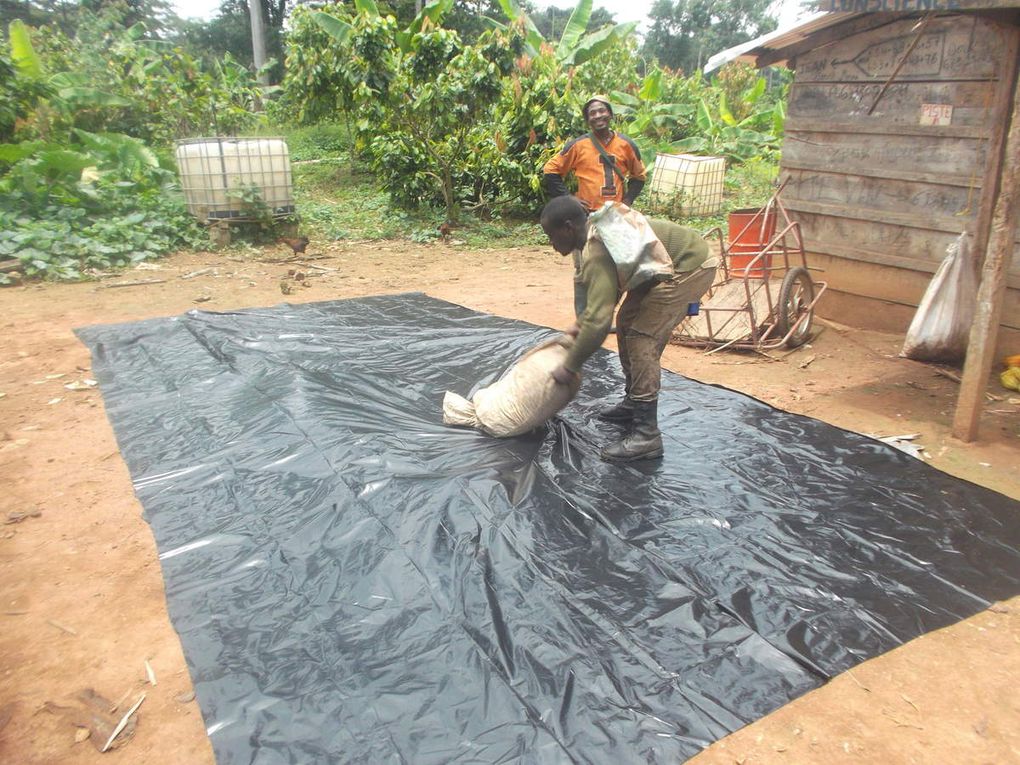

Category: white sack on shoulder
[588, 201, 673, 291]
[442, 338, 581, 438]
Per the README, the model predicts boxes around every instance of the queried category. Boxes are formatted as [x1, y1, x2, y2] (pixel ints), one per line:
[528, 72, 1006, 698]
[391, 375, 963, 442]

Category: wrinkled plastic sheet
[76, 293, 1020, 764]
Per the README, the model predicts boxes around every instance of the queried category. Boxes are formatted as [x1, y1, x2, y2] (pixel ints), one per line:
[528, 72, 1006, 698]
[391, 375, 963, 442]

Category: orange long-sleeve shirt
[542, 132, 646, 211]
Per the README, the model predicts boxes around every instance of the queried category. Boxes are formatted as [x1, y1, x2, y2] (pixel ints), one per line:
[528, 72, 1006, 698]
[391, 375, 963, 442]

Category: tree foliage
[174, 0, 290, 82]
[16, 8, 264, 144]
[0, 0, 792, 280]
[0, 10, 273, 279]
[436, 0, 507, 43]
[642, 0, 778, 75]
[529, 4, 614, 41]
[279, 0, 788, 220]
[2, 0, 177, 37]
[287, 0, 531, 221]
[282, 0, 608, 218]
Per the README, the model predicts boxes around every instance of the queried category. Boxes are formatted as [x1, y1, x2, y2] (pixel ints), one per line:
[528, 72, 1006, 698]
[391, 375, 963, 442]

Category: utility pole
[249, 0, 270, 87]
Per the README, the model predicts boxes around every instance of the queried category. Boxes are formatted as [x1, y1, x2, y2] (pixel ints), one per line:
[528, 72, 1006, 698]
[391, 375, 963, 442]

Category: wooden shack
[709, 4, 1020, 355]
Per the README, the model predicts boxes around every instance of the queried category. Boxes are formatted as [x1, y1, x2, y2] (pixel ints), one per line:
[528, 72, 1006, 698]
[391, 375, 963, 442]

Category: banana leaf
[694, 98, 713, 133]
[610, 90, 641, 108]
[9, 20, 43, 79]
[354, 0, 379, 16]
[312, 11, 353, 43]
[555, 0, 592, 61]
[638, 68, 663, 101]
[496, 0, 545, 55]
[397, 0, 455, 52]
[561, 21, 636, 67]
[718, 92, 736, 127]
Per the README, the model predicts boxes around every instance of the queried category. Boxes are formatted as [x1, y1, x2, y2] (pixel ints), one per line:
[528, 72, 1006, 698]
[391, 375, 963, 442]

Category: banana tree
[312, 0, 456, 53]
[6, 20, 133, 140]
[495, 0, 637, 67]
[610, 68, 695, 144]
[671, 93, 784, 163]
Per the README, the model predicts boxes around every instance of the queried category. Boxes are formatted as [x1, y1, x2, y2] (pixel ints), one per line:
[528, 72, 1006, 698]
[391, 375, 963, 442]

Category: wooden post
[969, 32, 1020, 269]
[951, 74, 1020, 442]
[209, 221, 232, 248]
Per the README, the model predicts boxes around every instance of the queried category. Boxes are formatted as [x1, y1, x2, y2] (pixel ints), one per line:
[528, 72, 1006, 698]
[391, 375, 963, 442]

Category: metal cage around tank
[175, 137, 296, 224]
[647, 153, 726, 216]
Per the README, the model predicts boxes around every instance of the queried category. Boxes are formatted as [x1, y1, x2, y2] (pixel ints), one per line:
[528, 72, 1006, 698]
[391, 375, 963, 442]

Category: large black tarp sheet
[77, 293, 1020, 764]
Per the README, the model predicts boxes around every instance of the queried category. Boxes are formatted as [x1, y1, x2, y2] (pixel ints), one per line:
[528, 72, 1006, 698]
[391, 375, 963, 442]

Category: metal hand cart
[674, 187, 827, 352]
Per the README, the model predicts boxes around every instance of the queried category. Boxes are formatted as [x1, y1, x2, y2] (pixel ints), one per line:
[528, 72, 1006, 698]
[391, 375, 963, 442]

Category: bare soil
[1, 239, 1018, 764]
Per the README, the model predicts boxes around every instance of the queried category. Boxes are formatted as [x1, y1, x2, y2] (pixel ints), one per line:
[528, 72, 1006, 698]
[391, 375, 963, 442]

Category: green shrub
[0, 131, 206, 281]
[279, 123, 349, 161]
[10, 11, 264, 146]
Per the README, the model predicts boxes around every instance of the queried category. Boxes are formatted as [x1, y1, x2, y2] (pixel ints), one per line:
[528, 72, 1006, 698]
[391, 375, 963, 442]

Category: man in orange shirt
[542, 95, 646, 212]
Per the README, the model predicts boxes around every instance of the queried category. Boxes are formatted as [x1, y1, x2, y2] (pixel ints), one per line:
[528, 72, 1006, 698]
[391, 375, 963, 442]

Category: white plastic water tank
[648, 154, 726, 216]
[175, 137, 295, 223]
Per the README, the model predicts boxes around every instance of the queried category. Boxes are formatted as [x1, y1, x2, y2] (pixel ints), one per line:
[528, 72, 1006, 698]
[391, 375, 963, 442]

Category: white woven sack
[901, 232, 977, 362]
[588, 201, 673, 291]
[443, 339, 581, 437]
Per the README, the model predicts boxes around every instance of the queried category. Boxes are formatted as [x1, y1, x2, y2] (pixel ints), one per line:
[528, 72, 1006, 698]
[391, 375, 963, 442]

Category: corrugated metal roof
[705, 3, 1020, 73]
[703, 12, 864, 73]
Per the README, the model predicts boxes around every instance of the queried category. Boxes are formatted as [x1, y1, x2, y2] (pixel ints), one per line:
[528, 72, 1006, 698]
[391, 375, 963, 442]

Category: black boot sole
[600, 447, 664, 462]
[597, 413, 634, 423]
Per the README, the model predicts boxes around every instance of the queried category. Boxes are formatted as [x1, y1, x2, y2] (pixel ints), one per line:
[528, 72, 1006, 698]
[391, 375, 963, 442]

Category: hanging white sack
[442, 338, 581, 437]
[900, 232, 977, 362]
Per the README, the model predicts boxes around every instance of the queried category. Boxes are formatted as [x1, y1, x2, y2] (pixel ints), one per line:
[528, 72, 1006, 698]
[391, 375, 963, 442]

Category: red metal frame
[675, 185, 828, 351]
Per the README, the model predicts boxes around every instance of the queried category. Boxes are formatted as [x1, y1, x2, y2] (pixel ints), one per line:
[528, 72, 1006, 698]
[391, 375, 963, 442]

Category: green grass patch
[289, 148, 548, 247]
[289, 158, 778, 250]
[254, 122, 352, 162]
[277, 125, 778, 251]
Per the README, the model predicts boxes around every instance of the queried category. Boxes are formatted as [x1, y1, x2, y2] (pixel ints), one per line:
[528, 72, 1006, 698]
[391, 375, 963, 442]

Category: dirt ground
[1, 238, 1018, 764]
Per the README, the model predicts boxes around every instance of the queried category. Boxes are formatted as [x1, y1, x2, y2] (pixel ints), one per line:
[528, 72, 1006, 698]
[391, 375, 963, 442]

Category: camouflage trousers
[616, 259, 718, 402]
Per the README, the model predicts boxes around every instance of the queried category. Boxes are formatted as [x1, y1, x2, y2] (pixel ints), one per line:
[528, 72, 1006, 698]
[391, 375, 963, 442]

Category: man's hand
[551, 365, 580, 386]
[552, 323, 581, 348]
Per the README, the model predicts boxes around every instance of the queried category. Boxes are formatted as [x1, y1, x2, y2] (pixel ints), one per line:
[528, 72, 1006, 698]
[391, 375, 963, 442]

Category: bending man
[541, 196, 716, 461]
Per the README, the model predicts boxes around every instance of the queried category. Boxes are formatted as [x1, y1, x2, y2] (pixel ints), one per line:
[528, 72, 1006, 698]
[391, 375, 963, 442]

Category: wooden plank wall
[781, 15, 1020, 331]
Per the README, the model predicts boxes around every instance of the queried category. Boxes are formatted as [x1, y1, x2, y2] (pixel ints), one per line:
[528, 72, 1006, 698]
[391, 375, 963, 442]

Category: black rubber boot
[598, 397, 635, 423]
[600, 400, 664, 461]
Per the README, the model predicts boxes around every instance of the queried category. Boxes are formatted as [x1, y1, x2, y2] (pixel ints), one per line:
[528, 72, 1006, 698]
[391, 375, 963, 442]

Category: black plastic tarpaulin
[77, 293, 1020, 764]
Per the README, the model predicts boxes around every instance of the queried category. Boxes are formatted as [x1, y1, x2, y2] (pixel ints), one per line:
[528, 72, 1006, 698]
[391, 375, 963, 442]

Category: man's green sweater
[564, 219, 708, 373]
[649, 218, 710, 274]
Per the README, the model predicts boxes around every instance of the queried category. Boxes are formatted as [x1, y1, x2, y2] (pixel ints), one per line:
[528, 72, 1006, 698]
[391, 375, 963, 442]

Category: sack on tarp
[443, 338, 581, 437]
[901, 232, 977, 362]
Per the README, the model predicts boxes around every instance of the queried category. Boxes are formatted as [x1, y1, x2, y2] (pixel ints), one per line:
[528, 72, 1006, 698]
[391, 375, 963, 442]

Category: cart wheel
[776, 267, 814, 347]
